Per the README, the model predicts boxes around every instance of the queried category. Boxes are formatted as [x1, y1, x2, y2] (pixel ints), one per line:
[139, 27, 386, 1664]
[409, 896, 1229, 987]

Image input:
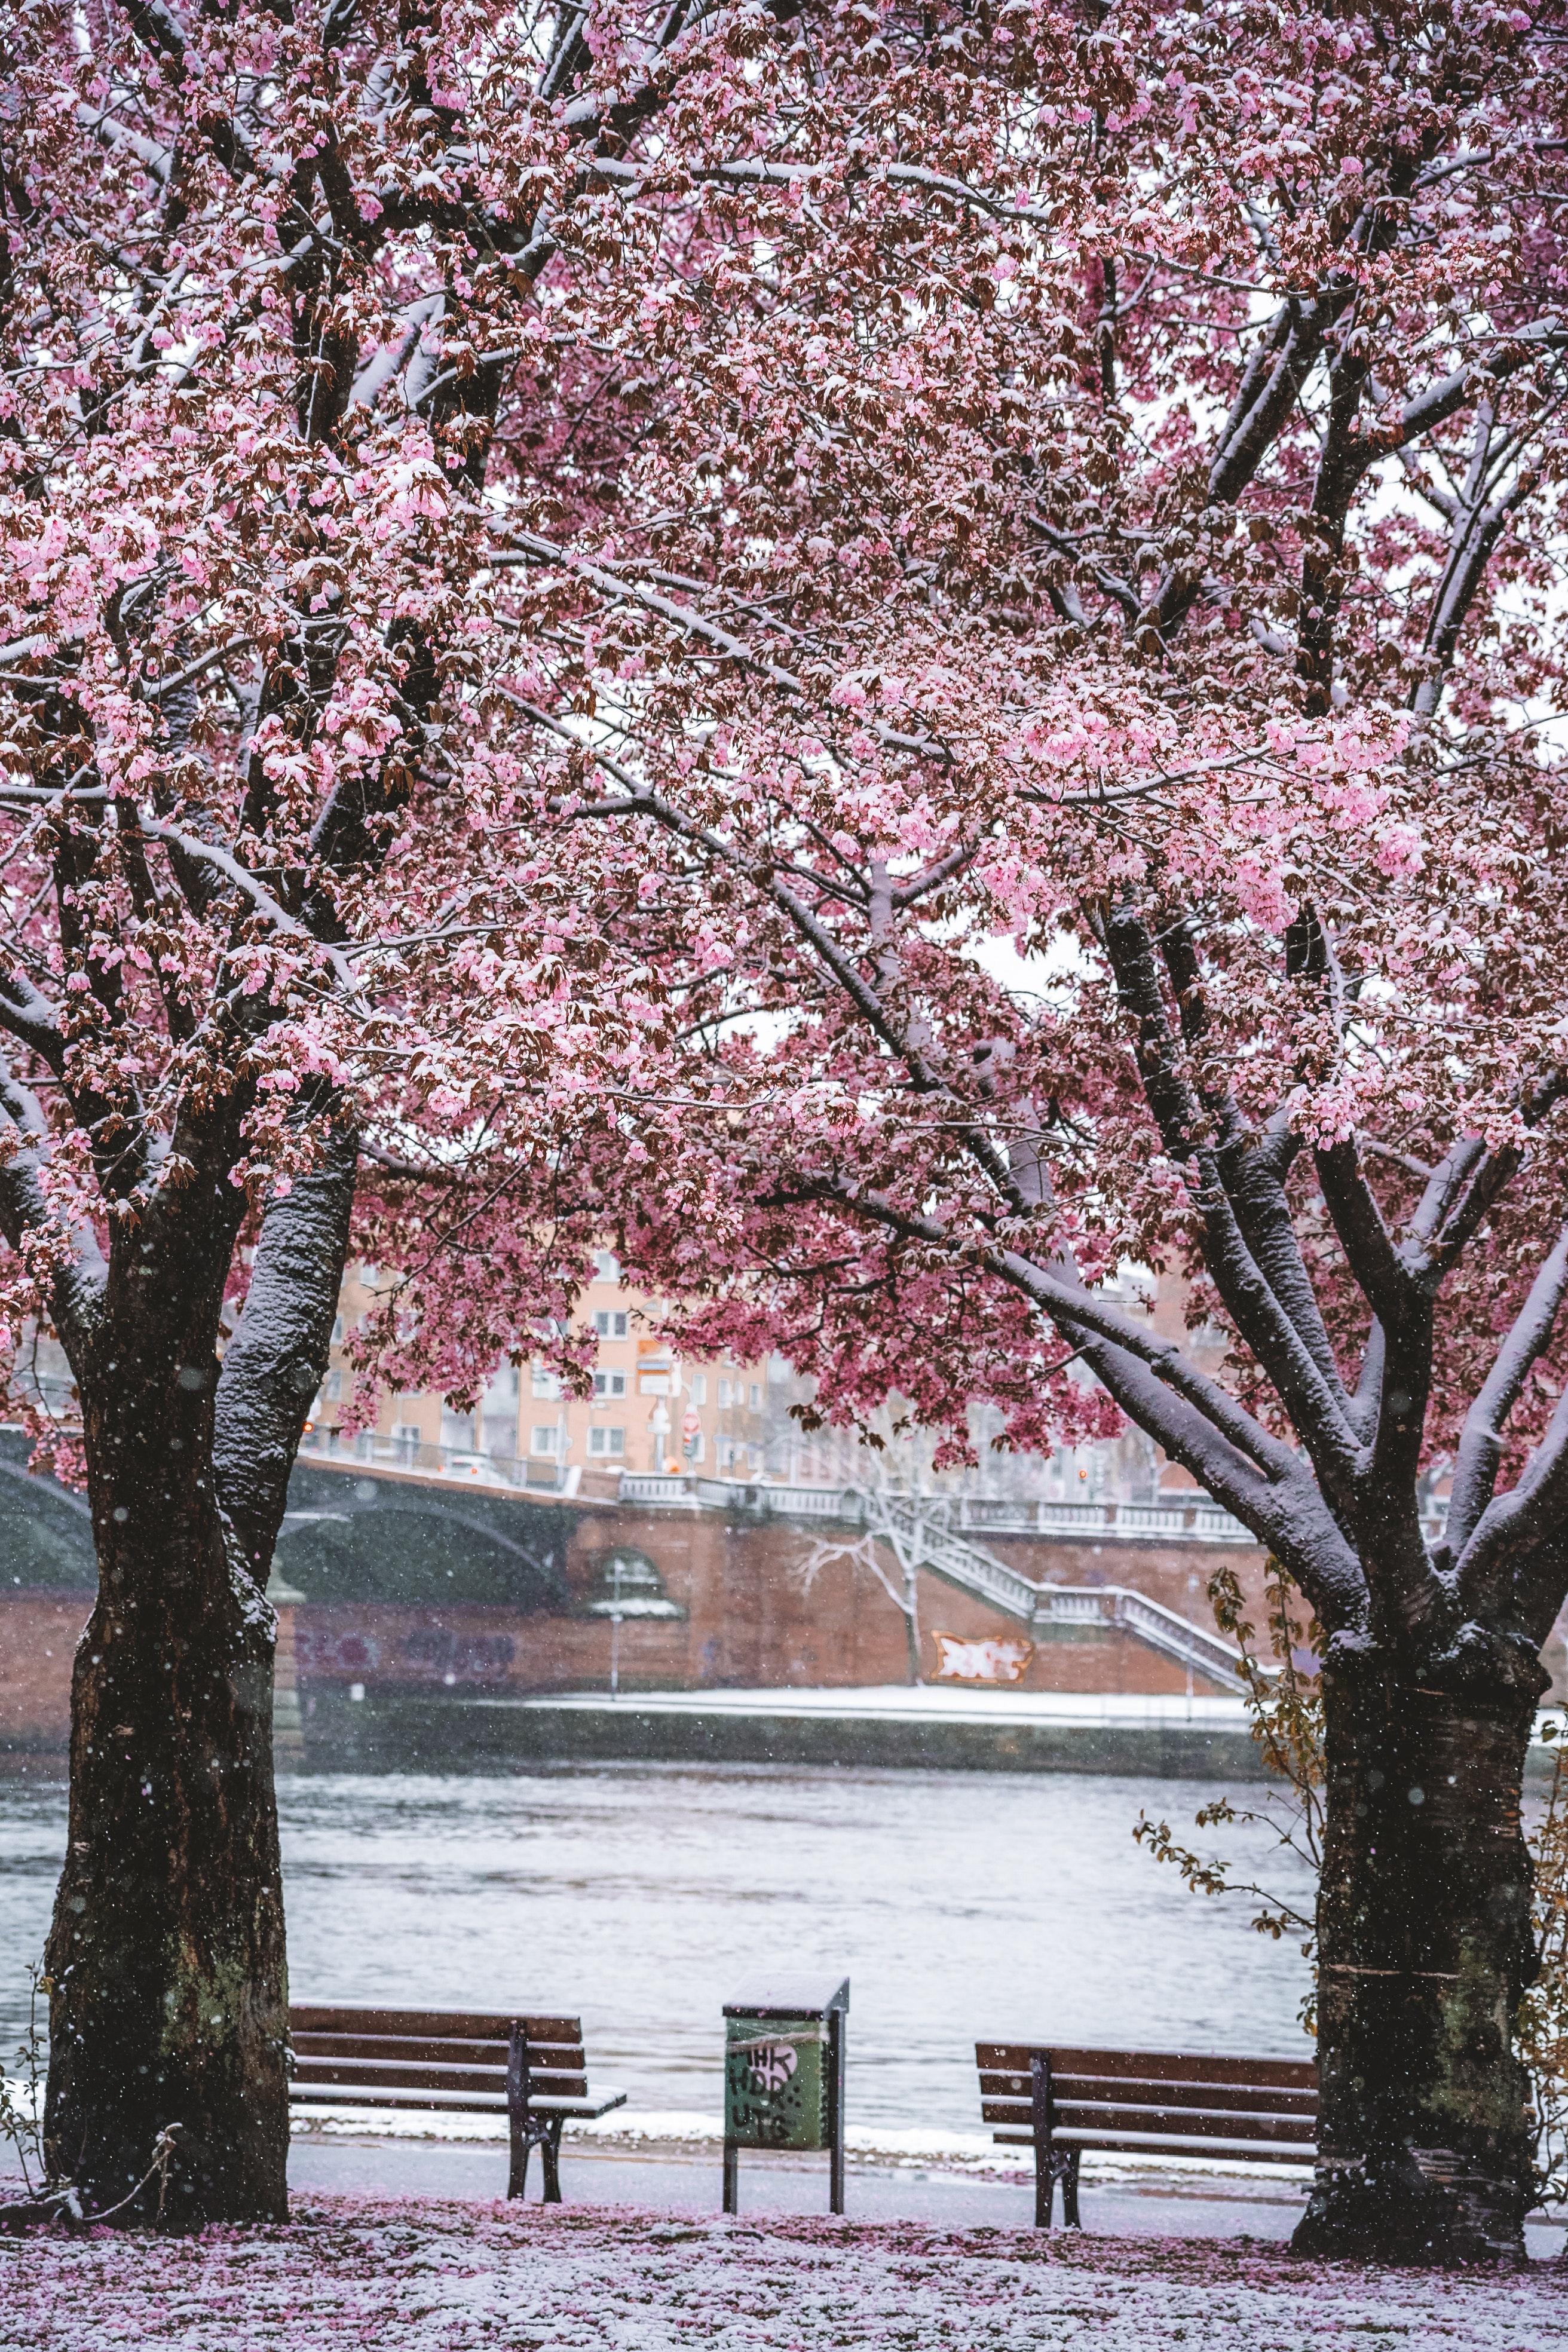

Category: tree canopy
[8, 0, 1568, 2253]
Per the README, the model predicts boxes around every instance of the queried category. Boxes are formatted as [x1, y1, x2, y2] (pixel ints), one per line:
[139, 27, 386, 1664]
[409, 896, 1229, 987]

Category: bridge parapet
[617, 1471, 1260, 1542]
[296, 1425, 581, 1497]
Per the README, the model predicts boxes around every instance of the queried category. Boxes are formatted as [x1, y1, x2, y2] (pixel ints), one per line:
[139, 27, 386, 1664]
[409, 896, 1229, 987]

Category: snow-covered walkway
[1, 2194, 1561, 2349]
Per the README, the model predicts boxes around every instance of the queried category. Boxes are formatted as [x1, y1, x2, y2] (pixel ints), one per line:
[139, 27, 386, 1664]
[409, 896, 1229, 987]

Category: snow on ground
[287, 2098, 1312, 2187]
[0, 2194, 1561, 2350]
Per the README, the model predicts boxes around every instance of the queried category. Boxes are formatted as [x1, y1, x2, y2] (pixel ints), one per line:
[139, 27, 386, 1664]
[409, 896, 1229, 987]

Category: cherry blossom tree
[13, 0, 1568, 2267]
[0, 0, 703, 2225]
[411, 0, 1568, 2266]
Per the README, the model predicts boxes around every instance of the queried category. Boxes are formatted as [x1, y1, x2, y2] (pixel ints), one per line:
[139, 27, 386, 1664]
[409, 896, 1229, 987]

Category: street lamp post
[608, 1552, 624, 1702]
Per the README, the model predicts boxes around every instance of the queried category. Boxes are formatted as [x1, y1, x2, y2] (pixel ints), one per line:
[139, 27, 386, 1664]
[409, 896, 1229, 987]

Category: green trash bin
[721, 1973, 849, 2214]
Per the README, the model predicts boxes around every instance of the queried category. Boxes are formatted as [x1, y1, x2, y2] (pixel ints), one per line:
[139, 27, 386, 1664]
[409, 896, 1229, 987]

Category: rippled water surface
[1, 1765, 1313, 2133]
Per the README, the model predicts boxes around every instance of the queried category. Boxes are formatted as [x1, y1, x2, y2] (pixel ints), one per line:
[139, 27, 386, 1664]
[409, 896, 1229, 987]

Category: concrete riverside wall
[298, 1690, 1282, 1782]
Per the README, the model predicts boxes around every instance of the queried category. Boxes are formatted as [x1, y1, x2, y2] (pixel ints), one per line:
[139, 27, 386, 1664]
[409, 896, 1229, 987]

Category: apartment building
[308, 1253, 771, 1489]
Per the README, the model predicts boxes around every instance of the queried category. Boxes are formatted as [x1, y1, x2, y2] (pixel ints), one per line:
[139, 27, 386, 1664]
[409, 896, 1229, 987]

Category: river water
[1, 1765, 1313, 2141]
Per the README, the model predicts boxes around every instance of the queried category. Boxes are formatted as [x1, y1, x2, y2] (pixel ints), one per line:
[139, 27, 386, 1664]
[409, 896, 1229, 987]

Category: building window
[393, 1423, 421, 1463]
[690, 1374, 707, 1404]
[530, 1425, 560, 1457]
[719, 1439, 740, 1471]
[332, 1315, 345, 1342]
[718, 1378, 732, 1408]
[593, 1370, 627, 1398]
[589, 1426, 626, 1457]
[531, 1365, 561, 1399]
[749, 1383, 762, 1410]
[325, 1369, 342, 1400]
[593, 1250, 620, 1281]
[594, 1310, 629, 1339]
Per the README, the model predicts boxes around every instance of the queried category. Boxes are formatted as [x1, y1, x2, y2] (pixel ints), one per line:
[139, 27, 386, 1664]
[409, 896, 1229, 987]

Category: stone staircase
[857, 1490, 1247, 1694]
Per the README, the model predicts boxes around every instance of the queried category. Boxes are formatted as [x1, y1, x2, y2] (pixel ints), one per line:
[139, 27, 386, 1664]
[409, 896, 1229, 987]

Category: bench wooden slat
[1025, 2117, 1316, 2154]
[985, 2081, 1316, 2113]
[292, 2051, 587, 2088]
[292, 2032, 584, 2068]
[980, 2073, 1316, 2117]
[987, 2088, 1316, 2126]
[981, 2075, 1317, 2117]
[289, 2084, 511, 2111]
[992, 2126, 1314, 2165]
[290, 2004, 580, 2045]
[530, 2088, 628, 2121]
[1058, 2125, 1315, 2160]
[293, 2059, 505, 2095]
[982, 2097, 1316, 2143]
[293, 2060, 590, 2099]
[976, 2042, 1315, 2091]
[291, 2060, 585, 2097]
[287, 2082, 628, 2121]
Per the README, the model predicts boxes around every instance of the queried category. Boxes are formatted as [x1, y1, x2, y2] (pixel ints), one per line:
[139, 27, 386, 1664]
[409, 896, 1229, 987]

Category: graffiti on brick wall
[931, 1631, 1036, 1685]
[293, 1616, 517, 1687]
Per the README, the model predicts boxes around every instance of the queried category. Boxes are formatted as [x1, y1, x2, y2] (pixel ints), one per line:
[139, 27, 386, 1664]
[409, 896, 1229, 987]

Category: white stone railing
[298, 1426, 578, 1493]
[620, 1475, 1259, 1543]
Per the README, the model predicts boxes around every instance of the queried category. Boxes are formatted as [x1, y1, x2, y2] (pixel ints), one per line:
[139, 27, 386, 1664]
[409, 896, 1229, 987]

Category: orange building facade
[309, 1256, 770, 1492]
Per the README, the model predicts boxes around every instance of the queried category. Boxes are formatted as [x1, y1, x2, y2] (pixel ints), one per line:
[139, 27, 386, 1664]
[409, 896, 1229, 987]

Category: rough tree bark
[1054, 923, 1564, 2264]
[42, 1127, 356, 2224]
[1297, 1649, 1543, 2261]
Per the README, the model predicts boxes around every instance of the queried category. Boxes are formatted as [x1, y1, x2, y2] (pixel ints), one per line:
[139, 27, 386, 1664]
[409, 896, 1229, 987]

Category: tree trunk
[41, 1134, 353, 2225]
[43, 1371, 288, 2225]
[1293, 1646, 1541, 2264]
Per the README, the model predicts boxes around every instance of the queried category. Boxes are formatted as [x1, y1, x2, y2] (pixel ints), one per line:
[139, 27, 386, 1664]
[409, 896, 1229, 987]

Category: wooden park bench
[975, 2041, 1318, 2227]
[289, 2002, 627, 2201]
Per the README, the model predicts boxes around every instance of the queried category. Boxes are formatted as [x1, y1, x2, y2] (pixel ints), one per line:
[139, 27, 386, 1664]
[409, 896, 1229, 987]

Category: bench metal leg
[1031, 2147, 1080, 2230]
[1031, 2054, 1056, 2228]
[722, 2140, 739, 2214]
[507, 2022, 531, 2201]
[542, 2120, 564, 2205]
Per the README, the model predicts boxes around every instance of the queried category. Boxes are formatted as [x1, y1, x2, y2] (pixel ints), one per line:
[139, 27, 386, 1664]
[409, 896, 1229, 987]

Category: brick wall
[1, 1595, 84, 1754]
[271, 1508, 1272, 1717]
[10, 1498, 1565, 1757]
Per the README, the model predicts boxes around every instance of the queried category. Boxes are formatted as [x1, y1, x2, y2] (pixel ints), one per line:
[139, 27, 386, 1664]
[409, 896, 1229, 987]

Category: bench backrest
[289, 2004, 587, 2111]
[976, 2041, 1318, 2160]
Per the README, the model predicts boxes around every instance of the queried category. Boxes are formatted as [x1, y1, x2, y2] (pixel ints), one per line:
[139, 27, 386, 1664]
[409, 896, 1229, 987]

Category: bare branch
[1448, 1223, 1568, 1561]
[1454, 1381, 1568, 1613]
[1104, 908, 1363, 1490]
[1314, 1143, 1414, 1323]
